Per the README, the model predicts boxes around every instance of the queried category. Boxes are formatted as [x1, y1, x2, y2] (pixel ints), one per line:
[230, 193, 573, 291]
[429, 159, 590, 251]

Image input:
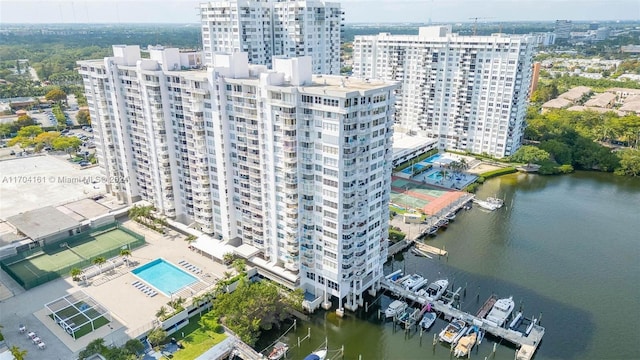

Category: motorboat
[485, 296, 515, 327]
[419, 311, 437, 330]
[417, 279, 449, 301]
[401, 274, 424, 290]
[445, 212, 456, 221]
[385, 300, 407, 318]
[436, 218, 449, 227]
[474, 196, 504, 211]
[439, 319, 468, 344]
[454, 326, 479, 358]
[487, 197, 504, 208]
[304, 349, 327, 360]
[268, 342, 289, 360]
[473, 199, 501, 211]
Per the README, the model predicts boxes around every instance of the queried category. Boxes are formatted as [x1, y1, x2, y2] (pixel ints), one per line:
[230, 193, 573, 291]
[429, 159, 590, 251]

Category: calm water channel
[257, 171, 640, 360]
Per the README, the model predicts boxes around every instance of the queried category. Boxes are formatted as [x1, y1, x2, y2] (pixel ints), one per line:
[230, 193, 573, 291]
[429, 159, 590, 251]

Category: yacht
[454, 326, 478, 358]
[439, 319, 468, 344]
[417, 279, 449, 301]
[384, 300, 407, 318]
[419, 311, 437, 330]
[485, 296, 515, 327]
[401, 274, 424, 290]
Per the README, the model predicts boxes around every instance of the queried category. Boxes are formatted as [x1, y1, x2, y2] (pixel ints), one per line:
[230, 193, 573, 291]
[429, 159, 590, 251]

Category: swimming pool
[427, 171, 443, 181]
[132, 259, 197, 296]
[401, 163, 427, 174]
[423, 153, 443, 164]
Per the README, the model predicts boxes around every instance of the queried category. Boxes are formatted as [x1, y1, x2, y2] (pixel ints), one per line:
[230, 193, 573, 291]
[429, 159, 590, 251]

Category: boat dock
[414, 242, 447, 256]
[380, 279, 545, 360]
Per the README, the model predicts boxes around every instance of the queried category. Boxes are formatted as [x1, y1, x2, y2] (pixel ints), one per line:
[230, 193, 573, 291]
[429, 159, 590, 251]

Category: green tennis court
[1, 225, 145, 289]
[390, 191, 430, 209]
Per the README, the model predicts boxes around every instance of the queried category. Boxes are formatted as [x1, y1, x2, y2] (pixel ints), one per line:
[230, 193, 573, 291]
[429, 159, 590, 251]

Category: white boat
[304, 349, 327, 360]
[487, 197, 504, 208]
[401, 274, 424, 290]
[385, 300, 407, 318]
[418, 279, 449, 301]
[439, 319, 468, 344]
[268, 342, 288, 360]
[419, 311, 437, 330]
[485, 296, 515, 327]
[473, 199, 501, 211]
[454, 326, 478, 358]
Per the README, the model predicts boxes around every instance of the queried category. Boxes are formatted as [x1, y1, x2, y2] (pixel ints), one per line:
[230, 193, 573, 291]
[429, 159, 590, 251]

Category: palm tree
[70, 267, 83, 282]
[119, 249, 132, 266]
[92, 257, 107, 274]
[155, 306, 168, 320]
[232, 259, 246, 274]
[222, 252, 235, 265]
[185, 234, 198, 244]
[10, 346, 27, 360]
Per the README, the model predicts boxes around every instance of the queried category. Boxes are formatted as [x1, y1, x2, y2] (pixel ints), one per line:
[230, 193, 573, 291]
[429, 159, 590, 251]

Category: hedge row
[479, 167, 517, 179]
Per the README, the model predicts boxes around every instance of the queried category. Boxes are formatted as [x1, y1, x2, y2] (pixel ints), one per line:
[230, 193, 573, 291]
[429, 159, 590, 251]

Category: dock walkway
[380, 279, 544, 360]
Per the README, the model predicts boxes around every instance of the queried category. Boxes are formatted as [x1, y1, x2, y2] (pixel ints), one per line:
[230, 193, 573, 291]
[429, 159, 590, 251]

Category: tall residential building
[79, 46, 397, 310]
[352, 25, 535, 158]
[199, 0, 342, 75]
[554, 20, 572, 40]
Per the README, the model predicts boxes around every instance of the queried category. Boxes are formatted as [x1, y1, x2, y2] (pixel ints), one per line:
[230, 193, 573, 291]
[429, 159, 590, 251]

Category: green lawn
[170, 315, 227, 360]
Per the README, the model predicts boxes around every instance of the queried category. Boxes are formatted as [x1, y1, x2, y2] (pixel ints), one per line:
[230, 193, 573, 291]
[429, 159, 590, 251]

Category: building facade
[79, 47, 396, 310]
[352, 26, 535, 158]
[199, 0, 342, 75]
[554, 20, 572, 40]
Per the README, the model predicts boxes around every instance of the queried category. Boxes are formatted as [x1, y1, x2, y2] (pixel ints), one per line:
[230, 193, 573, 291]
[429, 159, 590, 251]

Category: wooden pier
[414, 242, 447, 256]
[380, 279, 545, 360]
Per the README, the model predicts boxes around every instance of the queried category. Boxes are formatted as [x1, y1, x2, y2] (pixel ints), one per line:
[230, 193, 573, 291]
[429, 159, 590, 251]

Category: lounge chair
[178, 260, 186, 265]
[149, 291, 157, 297]
[132, 281, 140, 286]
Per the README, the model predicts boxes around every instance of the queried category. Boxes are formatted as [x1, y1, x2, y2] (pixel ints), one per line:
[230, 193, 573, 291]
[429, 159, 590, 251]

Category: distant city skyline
[1, 0, 638, 24]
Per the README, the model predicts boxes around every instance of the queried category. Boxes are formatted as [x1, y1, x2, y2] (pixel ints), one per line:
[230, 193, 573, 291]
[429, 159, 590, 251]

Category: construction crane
[468, 17, 494, 36]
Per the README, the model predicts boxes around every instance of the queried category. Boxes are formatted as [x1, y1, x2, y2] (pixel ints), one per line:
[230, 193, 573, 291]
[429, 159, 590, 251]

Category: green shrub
[476, 176, 485, 184]
[464, 183, 480, 193]
[479, 167, 517, 179]
[388, 229, 406, 243]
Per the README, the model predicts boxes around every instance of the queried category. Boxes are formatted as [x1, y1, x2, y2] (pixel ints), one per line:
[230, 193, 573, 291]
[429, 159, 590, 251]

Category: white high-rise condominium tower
[200, 0, 342, 75]
[79, 46, 396, 310]
[353, 26, 535, 158]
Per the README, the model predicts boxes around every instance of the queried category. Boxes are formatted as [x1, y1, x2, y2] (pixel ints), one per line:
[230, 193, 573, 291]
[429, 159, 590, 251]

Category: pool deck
[0, 216, 231, 358]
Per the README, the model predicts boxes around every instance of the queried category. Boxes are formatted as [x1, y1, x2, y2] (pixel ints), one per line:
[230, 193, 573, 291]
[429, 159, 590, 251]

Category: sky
[0, 0, 639, 24]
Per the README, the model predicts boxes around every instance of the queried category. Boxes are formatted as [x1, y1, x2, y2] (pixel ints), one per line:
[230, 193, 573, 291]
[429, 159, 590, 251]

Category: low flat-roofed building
[606, 88, 640, 104]
[619, 101, 640, 114]
[7, 206, 81, 244]
[392, 131, 438, 167]
[542, 98, 572, 112]
[558, 86, 592, 102]
[584, 92, 616, 108]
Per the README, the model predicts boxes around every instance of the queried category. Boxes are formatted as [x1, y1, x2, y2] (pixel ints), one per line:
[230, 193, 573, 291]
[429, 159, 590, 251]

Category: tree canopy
[45, 87, 67, 103]
[510, 145, 550, 166]
[76, 109, 91, 125]
[211, 278, 303, 346]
